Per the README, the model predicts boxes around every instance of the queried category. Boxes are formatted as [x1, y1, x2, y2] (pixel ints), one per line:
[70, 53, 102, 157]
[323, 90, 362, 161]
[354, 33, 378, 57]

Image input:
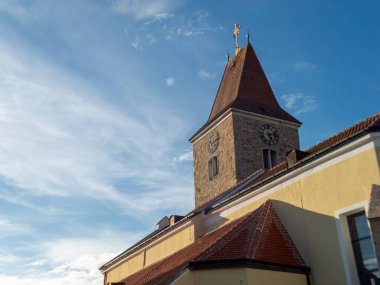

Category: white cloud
[131, 34, 157, 49]
[193, 10, 208, 23]
[0, 218, 33, 238]
[153, 12, 173, 21]
[166, 76, 175, 86]
[0, 230, 143, 285]
[0, 249, 19, 263]
[198, 69, 216, 80]
[146, 33, 157, 45]
[165, 10, 214, 40]
[0, 0, 32, 21]
[26, 259, 47, 267]
[183, 31, 203, 37]
[294, 61, 316, 71]
[112, 0, 177, 20]
[144, 12, 173, 25]
[173, 150, 193, 162]
[0, 38, 193, 216]
[131, 35, 141, 49]
[281, 93, 318, 115]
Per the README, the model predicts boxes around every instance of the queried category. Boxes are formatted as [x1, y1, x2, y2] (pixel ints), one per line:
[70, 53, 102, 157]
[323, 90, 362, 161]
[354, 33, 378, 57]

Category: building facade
[100, 37, 380, 285]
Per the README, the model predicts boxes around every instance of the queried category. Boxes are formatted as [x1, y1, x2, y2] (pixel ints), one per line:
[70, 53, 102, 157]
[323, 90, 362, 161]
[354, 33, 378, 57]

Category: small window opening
[208, 156, 218, 180]
[347, 211, 380, 284]
[263, 149, 278, 169]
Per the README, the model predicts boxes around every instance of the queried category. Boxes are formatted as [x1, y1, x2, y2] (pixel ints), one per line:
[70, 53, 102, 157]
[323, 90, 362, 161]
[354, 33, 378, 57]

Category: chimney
[169, 215, 184, 226]
[286, 149, 310, 167]
[156, 216, 170, 230]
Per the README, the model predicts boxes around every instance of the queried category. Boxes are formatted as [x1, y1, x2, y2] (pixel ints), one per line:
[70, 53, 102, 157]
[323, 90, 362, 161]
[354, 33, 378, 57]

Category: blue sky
[0, 0, 379, 284]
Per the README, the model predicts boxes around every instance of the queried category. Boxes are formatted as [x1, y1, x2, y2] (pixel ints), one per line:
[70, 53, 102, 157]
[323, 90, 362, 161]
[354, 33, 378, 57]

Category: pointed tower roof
[208, 43, 300, 124]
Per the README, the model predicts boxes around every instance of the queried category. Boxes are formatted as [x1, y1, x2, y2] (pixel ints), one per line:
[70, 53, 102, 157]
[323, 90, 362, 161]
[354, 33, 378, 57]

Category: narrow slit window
[208, 156, 218, 180]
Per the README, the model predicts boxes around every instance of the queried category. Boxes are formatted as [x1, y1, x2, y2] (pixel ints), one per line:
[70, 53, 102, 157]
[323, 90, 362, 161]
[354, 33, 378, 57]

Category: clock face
[259, 124, 279, 145]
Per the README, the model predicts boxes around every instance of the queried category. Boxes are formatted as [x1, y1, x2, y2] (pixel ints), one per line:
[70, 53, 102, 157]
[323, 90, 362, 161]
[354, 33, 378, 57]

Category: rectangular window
[270, 150, 278, 167]
[347, 211, 380, 284]
[208, 156, 218, 180]
[263, 149, 278, 169]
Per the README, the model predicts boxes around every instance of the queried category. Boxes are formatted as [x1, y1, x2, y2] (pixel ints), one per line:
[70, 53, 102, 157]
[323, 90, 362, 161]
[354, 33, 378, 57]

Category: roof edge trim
[188, 258, 311, 275]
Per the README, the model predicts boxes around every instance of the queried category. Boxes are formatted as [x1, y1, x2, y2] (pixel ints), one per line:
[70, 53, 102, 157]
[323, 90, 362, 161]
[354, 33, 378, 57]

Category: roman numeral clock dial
[259, 124, 279, 145]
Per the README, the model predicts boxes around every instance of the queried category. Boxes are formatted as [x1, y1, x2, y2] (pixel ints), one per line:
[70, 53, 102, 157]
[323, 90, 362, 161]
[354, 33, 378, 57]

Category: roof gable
[121, 201, 305, 285]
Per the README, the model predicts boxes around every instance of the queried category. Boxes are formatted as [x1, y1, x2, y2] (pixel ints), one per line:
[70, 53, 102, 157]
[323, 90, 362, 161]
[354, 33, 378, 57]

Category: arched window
[208, 156, 218, 180]
[263, 149, 278, 169]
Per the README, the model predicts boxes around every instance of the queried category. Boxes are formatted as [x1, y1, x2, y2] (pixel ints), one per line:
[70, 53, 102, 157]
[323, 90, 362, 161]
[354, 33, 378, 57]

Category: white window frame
[335, 201, 370, 285]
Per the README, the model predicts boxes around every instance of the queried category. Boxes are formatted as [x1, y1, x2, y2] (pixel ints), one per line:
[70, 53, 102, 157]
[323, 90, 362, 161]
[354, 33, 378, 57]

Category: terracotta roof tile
[306, 112, 380, 153]
[121, 201, 304, 285]
[209, 44, 300, 125]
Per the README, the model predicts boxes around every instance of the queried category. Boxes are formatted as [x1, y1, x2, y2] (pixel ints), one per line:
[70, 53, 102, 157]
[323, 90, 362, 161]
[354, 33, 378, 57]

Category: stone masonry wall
[193, 115, 237, 208]
[232, 114, 300, 181]
[193, 112, 300, 208]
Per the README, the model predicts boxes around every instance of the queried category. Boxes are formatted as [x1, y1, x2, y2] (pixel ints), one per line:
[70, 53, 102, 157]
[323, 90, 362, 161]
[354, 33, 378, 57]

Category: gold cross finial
[232, 23, 241, 54]
[246, 31, 250, 43]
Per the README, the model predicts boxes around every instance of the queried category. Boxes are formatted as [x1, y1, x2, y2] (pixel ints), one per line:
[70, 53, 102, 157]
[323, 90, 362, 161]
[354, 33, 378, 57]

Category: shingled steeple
[191, 38, 301, 208]
[209, 43, 300, 125]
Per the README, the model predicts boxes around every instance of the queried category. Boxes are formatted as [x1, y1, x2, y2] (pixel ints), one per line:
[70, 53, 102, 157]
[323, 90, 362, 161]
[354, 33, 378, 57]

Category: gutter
[99, 210, 199, 272]
[188, 258, 311, 275]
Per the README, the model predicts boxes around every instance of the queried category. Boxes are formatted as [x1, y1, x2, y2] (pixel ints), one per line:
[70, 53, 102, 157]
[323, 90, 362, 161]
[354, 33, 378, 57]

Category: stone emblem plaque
[207, 131, 220, 154]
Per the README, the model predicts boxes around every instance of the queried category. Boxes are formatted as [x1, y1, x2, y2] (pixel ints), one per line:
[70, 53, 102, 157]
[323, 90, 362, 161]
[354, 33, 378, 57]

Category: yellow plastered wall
[105, 223, 196, 283]
[204, 146, 380, 285]
[172, 268, 307, 285]
[245, 269, 307, 285]
[106, 251, 144, 283]
[144, 224, 194, 265]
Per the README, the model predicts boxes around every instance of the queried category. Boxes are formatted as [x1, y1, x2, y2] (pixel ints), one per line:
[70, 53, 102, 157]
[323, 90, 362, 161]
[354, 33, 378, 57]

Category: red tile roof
[306, 112, 380, 154]
[120, 201, 305, 285]
[208, 44, 301, 125]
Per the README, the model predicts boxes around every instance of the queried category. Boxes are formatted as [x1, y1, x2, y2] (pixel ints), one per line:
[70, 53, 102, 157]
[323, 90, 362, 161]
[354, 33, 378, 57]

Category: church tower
[190, 33, 301, 208]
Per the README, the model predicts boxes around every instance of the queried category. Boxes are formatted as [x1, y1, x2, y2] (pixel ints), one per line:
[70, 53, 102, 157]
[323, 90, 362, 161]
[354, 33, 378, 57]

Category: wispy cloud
[146, 33, 157, 45]
[26, 259, 47, 267]
[165, 10, 215, 40]
[0, 0, 33, 21]
[0, 37, 193, 216]
[173, 150, 193, 162]
[166, 76, 175, 86]
[268, 72, 285, 84]
[0, 230, 143, 285]
[0, 218, 33, 238]
[281, 93, 318, 115]
[198, 69, 216, 80]
[294, 61, 316, 72]
[112, 0, 178, 20]
[131, 35, 141, 49]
